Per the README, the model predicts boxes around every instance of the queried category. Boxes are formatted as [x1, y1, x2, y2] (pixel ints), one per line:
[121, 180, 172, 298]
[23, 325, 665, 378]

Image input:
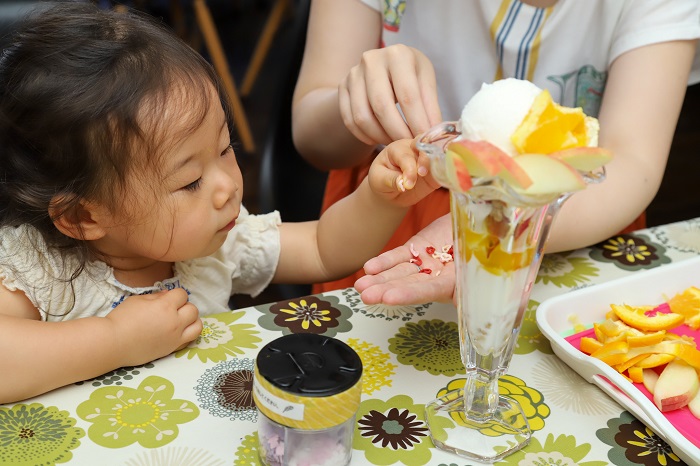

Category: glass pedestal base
[425, 389, 531, 463]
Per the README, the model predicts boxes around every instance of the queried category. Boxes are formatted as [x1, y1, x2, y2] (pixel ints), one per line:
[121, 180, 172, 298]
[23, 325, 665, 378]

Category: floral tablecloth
[3, 218, 700, 466]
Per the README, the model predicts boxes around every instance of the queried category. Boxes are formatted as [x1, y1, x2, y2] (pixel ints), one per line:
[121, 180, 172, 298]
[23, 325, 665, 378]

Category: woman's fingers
[339, 45, 442, 146]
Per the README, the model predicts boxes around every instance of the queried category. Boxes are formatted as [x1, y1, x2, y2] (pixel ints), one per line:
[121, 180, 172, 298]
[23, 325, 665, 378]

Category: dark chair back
[257, 0, 326, 299]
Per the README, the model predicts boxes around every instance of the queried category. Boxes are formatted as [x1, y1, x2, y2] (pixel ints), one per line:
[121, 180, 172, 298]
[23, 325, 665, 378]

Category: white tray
[536, 256, 700, 466]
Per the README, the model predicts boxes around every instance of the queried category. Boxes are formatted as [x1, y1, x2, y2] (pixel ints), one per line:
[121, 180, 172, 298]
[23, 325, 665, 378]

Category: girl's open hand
[368, 138, 440, 207]
[105, 288, 202, 366]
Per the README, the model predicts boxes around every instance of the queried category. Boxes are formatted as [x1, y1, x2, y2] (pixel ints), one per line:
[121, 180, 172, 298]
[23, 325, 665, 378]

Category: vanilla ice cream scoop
[460, 78, 542, 157]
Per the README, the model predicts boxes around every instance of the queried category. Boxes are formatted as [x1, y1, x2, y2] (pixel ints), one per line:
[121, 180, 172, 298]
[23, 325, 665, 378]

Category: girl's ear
[49, 196, 108, 241]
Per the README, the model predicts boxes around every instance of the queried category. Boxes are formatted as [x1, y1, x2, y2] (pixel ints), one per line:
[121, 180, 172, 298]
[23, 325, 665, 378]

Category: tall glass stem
[451, 190, 561, 420]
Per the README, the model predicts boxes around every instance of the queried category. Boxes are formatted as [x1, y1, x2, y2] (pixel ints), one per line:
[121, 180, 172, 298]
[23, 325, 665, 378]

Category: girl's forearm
[316, 177, 407, 277]
[0, 314, 123, 403]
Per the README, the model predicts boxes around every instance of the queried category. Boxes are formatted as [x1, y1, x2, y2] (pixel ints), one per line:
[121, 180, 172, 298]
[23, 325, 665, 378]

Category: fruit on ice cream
[445, 78, 610, 197]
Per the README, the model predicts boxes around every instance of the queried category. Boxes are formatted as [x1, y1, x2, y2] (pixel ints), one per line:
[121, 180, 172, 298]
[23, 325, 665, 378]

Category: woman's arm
[547, 39, 697, 251]
[292, 0, 442, 170]
[292, 0, 381, 169]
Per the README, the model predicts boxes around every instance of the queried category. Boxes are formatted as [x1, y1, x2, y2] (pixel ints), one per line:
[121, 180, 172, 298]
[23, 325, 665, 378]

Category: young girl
[0, 3, 437, 403]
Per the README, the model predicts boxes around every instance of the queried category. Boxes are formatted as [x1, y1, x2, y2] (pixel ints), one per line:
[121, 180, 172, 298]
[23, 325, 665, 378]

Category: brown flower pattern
[590, 234, 670, 271]
[358, 407, 429, 450]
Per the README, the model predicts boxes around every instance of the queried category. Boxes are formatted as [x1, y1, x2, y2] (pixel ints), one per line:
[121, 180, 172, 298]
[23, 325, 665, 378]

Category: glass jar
[254, 333, 363, 466]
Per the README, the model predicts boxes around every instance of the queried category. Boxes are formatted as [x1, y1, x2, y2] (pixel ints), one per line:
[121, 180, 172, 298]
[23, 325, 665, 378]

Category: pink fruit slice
[511, 153, 586, 195]
[445, 150, 473, 192]
[447, 139, 532, 189]
[653, 359, 700, 412]
[549, 147, 613, 172]
[447, 139, 504, 177]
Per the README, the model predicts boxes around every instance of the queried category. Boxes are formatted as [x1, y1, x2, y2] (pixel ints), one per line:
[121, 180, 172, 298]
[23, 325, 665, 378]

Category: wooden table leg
[193, 0, 256, 153]
[240, 0, 292, 97]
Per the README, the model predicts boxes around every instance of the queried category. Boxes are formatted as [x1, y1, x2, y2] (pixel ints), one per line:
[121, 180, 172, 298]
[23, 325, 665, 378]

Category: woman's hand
[355, 213, 456, 304]
[339, 44, 443, 146]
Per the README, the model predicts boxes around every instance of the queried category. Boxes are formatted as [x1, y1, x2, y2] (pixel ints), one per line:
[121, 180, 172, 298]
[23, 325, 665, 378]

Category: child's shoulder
[0, 224, 70, 269]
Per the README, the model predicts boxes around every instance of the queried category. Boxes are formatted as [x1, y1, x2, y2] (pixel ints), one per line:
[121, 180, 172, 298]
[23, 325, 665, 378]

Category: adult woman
[292, 0, 700, 295]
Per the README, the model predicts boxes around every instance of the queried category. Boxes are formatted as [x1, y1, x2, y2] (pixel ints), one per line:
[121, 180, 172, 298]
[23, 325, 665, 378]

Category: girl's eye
[221, 144, 233, 156]
[182, 178, 202, 192]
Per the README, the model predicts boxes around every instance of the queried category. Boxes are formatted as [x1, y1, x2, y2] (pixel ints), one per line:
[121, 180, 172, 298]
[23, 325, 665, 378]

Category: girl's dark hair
[0, 1, 233, 280]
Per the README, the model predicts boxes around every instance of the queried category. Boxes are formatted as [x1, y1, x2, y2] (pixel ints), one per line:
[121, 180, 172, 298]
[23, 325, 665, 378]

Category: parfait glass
[418, 122, 604, 462]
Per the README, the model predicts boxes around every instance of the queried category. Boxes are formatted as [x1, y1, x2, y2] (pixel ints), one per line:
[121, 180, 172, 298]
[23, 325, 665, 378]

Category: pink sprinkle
[410, 243, 419, 258]
[436, 270, 441, 277]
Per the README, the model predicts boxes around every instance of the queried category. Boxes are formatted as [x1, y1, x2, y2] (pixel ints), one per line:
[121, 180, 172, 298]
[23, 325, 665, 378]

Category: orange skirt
[312, 161, 646, 294]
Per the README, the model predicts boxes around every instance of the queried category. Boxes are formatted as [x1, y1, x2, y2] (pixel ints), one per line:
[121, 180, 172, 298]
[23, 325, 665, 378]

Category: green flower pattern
[515, 299, 553, 355]
[495, 433, 607, 466]
[537, 253, 599, 288]
[388, 319, 463, 376]
[0, 403, 84, 466]
[233, 433, 262, 466]
[175, 310, 262, 363]
[76, 375, 199, 448]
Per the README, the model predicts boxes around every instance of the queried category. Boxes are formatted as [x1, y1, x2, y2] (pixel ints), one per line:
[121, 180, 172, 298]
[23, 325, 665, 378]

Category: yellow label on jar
[253, 363, 362, 430]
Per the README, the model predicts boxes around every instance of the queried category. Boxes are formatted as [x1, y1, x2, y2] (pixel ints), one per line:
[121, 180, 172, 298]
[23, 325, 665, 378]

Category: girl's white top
[360, 0, 700, 120]
[0, 206, 281, 321]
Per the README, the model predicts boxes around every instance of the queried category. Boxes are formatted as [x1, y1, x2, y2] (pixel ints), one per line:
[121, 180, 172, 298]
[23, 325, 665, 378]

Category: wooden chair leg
[193, 0, 256, 153]
[240, 0, 292, 97]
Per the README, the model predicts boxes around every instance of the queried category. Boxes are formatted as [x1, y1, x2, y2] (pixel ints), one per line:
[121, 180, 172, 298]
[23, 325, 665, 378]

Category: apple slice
[642, 368, 659, 394]
[549, 147, 613, 172]
[448, 139, 533, 189]
[653, 359, 700, 412]
[689, 384, 700, 419]
[493, 150, 533, 189]
[445, 149, 473, 192]
[510, 153, 586, 196]
[447, 140, 503, 177]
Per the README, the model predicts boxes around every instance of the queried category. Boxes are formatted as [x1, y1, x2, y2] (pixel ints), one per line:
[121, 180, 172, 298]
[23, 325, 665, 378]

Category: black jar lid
[256, 333, 362, 397]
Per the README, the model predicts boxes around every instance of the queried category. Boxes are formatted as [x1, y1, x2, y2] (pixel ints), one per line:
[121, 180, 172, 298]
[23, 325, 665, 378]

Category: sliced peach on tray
[549, 147, 613, 172]
[642, 368, 659, 393]
[689, 386, 700, 419]
[510, 153, 586, 195]
[653, 359, 699, 412]
[611, 303, 684, 331]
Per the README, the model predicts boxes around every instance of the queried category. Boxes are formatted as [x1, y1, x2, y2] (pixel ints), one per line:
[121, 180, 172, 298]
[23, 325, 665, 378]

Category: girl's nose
[212, 169, 238, 209]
